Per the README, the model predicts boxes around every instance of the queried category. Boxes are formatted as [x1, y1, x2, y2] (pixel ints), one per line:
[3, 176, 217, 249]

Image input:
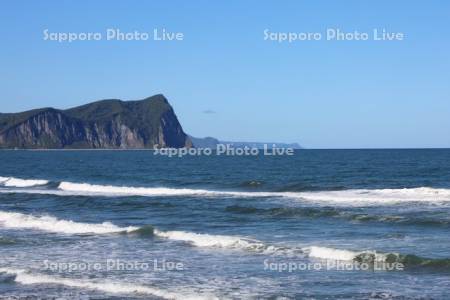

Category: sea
[0, 149, 450, 299]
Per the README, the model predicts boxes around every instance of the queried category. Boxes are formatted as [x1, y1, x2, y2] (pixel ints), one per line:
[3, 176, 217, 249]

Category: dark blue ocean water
[1, 149, 450, 299]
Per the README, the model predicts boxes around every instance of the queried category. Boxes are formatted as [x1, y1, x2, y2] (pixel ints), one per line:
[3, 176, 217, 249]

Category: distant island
[0, 94, 301, 149]
[189, 136, 302, 149]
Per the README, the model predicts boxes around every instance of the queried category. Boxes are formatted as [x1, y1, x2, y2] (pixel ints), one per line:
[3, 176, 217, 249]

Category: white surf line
[0, 210, 298, 255]
[0, 176, 49, 187]
[0, 267, 217, 300]
[2, 177, 450, 205]
[303, 246, 388, 262]
[0, 210, 397, 261]
[57, 181, 273, 197]
[153, 229, 299, 255]
[52, 182, 450, 204]
[296, 187, 450, 205]
[0, 211, 139, 234]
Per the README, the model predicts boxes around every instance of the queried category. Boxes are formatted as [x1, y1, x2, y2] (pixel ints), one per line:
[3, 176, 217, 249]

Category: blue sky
[0, 0, 449, 148]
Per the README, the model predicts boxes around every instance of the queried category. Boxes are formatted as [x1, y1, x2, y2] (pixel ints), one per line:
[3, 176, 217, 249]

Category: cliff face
[0, 94, 192, 149]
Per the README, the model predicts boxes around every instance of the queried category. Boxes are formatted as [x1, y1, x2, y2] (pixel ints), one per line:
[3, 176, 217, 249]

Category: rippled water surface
[1, 149, 450, 299]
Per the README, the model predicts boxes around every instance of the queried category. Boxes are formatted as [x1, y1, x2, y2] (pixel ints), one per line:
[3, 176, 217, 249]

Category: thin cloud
[202, 110, 217, 114]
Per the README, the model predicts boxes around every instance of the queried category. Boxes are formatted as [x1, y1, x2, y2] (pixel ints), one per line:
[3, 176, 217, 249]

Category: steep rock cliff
[0, 94, 192, 149]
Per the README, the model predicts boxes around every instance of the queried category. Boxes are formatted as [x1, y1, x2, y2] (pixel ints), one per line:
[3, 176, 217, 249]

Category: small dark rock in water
[241, 180, 263, 187]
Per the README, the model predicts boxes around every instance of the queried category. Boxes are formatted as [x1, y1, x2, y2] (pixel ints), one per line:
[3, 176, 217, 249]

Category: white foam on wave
[2, 177, 450, 205]
[57, 181, 277, 198]
[0, 268, 215, 300]
[0, 210, 292, 255]
[297, 187, 450, 205]
[1, 184, 260, 199]
[0, 211, 138, 234]
[304, 246, 387, 262]
[0, 176, 48, 187]
[54, 183, 450, 205]
[58, 181, 227, 196]
[153, 229, 289, 254]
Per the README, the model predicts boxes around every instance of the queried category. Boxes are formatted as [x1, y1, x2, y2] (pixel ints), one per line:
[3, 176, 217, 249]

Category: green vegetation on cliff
[0, 94, 191, 149]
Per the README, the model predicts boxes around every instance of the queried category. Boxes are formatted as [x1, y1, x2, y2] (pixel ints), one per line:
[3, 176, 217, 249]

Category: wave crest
[153, 229, 295, 255]
[0, 176, 49, 187]
[55, 182, 450, 204]
[0, 268, 215, 300]
[304, 246, 387, 262]
[0, 211, 138, 234]
[297, 187, 450, 204]
[2, 176, 450, 204]
[58, 181, 225, 197]
[304, 246, 450, 270]
[0, 210, 297, 255]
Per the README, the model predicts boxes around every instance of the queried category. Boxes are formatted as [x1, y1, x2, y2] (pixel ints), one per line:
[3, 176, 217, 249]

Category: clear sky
[1, 0, 449, 148]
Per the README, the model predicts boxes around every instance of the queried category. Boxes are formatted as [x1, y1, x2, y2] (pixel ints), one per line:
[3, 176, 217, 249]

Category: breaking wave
[305, 246, 388, 262]
[0, 210, 294, 255]
[1, 210, 448, 270]
[296, 187, 450, 204]
[153, 229, 298, 255]
[0, 268, 215, 300]
[1, 177, 450, 204]
[0, 211, 139, 234]
[304, 246, 450, 270]
[0, 176, 49, 187]
[57, 181, 233, 197]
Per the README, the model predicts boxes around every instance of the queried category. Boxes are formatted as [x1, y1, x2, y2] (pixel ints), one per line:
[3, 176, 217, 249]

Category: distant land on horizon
[189, 136, 302, 149]
[0, 94, 301, 149]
